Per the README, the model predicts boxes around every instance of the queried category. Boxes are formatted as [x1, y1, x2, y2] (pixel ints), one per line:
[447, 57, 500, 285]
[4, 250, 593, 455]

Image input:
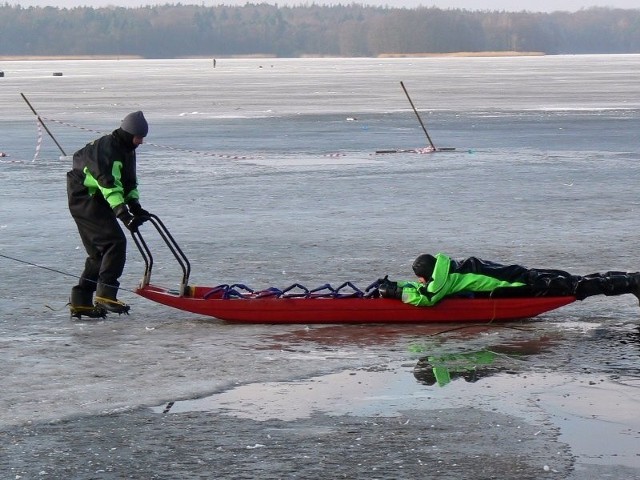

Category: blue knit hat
[120, 111, 148, 137]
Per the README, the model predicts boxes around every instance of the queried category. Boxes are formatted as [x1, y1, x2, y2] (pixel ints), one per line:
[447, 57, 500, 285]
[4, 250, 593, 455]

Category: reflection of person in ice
[413, 337, 553, 387]
[379, 252, 640, 306]
[414, 351, 500, 387]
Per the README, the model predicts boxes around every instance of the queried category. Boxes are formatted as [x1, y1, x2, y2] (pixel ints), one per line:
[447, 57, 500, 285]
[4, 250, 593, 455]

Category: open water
[1, 55, 640, 477]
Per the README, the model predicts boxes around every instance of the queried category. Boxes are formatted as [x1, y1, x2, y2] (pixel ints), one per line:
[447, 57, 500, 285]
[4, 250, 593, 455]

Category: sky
[9, 0, 640, 10]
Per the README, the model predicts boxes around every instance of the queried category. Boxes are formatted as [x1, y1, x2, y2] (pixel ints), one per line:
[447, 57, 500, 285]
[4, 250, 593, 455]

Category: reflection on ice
[413, 336, 556, 387]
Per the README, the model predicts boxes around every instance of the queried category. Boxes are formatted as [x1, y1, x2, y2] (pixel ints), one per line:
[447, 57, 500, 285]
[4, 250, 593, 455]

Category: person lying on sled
[378, 252, 640, 306]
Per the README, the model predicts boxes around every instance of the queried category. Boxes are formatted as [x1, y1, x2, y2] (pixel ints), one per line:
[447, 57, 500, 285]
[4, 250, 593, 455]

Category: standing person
[67, 111, 152, 318]
[378, 252, 640, 306]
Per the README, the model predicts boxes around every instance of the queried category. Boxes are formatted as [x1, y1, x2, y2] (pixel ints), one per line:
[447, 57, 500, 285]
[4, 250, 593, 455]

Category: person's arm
[379, 280, 443, 306]
[400, 281, 444, 306]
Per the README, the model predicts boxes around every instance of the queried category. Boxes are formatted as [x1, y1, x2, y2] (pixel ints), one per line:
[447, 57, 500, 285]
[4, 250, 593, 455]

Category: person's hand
[114, 204, 144, 232]
[378, 278, 403, 299]
[128, 200, 150, 217]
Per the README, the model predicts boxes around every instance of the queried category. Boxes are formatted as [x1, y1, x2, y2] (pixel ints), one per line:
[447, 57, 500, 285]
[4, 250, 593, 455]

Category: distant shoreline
[0, 55, 143, 61]
[379, 51, 545, 57]
[0, 51, 545, 61]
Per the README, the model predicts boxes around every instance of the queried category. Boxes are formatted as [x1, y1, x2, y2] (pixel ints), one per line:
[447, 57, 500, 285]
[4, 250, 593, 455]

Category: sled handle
[131, 214, 191, 295]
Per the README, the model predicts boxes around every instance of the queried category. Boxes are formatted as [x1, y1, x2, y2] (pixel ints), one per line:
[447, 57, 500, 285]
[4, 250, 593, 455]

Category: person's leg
[94, 229, 127, 301]
[527, 267, 640, 303]
[79, 213, 129, 314]
[69, 256, 101, 309]
[92, 216, 129, 314]
[458, 257, 532, 283]
[574, 272, 640, 303]
[67, 171, 129, 315]
[523, 268, 579, 296]
[67, 172, 107, 318]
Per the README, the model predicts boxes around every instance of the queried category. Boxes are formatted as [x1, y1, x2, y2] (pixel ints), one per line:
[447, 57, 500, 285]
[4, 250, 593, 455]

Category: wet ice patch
[151, 365, 640, 469]
[151, 362, 569, 423]
[539, 379, 640, 468]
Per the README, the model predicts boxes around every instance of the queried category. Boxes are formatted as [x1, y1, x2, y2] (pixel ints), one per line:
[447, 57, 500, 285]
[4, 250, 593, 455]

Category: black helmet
[412, 254, 436, 279]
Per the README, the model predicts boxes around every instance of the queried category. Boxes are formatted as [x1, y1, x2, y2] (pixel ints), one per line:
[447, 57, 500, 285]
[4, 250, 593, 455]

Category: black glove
[114, 204, 144, 232]
[128, 199, 150, 217]
[378, 278, 403, 300]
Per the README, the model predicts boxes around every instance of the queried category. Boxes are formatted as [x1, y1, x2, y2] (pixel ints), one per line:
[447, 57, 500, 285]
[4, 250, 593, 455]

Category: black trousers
[458, 257, 638, 300]
[527, 269, 638, 300]
[67, 171, 126, 298]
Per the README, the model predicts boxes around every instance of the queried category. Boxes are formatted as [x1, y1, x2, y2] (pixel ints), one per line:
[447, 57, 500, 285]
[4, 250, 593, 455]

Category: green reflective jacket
[399, 253, 527, 306]
[72, 130, 140, 209]
[428, 350, 497, 387]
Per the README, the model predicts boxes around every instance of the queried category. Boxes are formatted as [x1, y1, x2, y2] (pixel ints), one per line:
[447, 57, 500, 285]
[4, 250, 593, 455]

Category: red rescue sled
[132, 216, 576, 324]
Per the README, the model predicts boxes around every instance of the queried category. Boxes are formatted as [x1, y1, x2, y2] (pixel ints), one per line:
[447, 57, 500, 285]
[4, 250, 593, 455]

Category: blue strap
[201, 280, 376, 299]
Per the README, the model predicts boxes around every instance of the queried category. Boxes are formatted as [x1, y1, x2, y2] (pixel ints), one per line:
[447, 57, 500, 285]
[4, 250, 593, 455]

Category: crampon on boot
[69, 286, 107, 319]
[95, 296, 131, 315]
[95, 283, 131, 315]
[69, 304, 107, 320]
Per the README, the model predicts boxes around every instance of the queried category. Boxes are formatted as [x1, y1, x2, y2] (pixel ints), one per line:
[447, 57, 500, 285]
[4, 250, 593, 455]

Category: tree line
[1, 3, 639, 58]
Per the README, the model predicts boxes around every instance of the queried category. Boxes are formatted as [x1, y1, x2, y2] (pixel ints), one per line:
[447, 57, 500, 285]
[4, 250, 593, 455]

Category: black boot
[95, 283, 130, 315]
[625, 273, 640, 305]
[575, 272, 640, 305]
[69, 285, 106, 319]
